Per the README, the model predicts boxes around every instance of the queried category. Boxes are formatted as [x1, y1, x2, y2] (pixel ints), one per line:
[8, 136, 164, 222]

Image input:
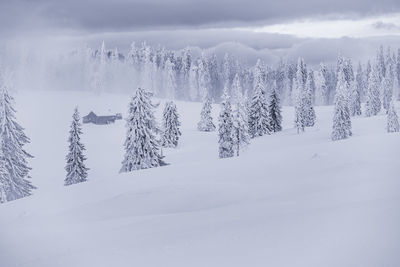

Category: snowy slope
[1, 90, 400, 267]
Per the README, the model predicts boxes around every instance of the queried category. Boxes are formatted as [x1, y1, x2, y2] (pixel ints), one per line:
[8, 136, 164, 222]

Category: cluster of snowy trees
[71, 42, 400, 111]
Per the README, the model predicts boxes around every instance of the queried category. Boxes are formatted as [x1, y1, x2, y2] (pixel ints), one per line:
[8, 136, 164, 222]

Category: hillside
[1, 90, 399, 267]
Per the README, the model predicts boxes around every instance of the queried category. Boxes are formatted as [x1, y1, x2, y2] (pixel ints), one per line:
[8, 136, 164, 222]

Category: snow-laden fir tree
[231, 74, 250, 156]
[197, 92, 216, 131]
[387, 101, 400, 133]
[350, 80, 362, 116]
[218, 88, 235, 158]
[65, 107, 89, 186]
[316, 63, 329, 105]
[303, 71, 316, 127]
[293, 58, 307, 133]
[365, 65, 382, 117]
[382, 60, 394, 114]
[249, 60, 270, 137]
[121, 87, 166, 172]
[332, 64, 352, 141]
[0, 81, 35, 202]
[161, 101, 181, 148]
[268, 83, 282, 132]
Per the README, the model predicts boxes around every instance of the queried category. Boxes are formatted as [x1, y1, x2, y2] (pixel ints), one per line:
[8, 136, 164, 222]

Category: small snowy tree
[387, 102, 400, 132]
[268, 85, 282, 132]
[161, 101, 181, 148]
[0, 81, 35, 202]
[350, 80, 362, 116]
[65, 107, 89, 186]
[218, 89, 235, 158]
[332, 65, 352, 141]
[232, 74, 250, 156]
[121, 87, 166, 172]
[249, 60, 270, 137]
[197, 93, 216, 132]
[382, 62, 394, 113]
[303, 72, 316, 127]
[365, 65, 382, 117]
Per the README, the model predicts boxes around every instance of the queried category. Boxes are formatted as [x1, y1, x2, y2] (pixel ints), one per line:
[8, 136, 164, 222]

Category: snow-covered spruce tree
[65, 107, 89, 186]
[293, 58, 307, 133]
[121, 87, 166, 172]
[365, 65, 382, 117]
[218, 89, 235, 159]
[161, 101, 181, 148]
[387, 101, 400, 133]
[197, 93, 216, 132]
[350, 80, 362, 116]
[232, 74, 250, 156]
[332, 64, 352, 141]
[382, 61, 394, 114]
[303, 71, 316, 127]
[0, 82, 35, 202]
[268, 84, 282, 132]
[249, 60, 270, 137]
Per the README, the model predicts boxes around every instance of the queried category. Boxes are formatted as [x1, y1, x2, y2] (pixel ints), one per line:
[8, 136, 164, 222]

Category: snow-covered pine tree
[268, 84, 282, 132]
[382, 59, 394, 113]
[218, 89, 235, 158]
[65, 107, 89, 186]
[232, 74, 250, 156]
[197, 93, 216, 132]
[387, 101, 400, 133]
[365, 65, 382, 117]
[249, 60, 270, 137]
[293, 58, 307, 133]
[0, 81, 35, 202]
[121, 87, 166, 172]
[161, 101, 181, 148]
[316, 63, 329, 105]
[332, 63, 352, 141]
[303, 71, 316, 127]
[350, 80, 362, 116]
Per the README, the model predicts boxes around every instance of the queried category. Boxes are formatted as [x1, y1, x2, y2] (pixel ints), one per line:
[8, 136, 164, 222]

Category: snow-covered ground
[1, 90, 400, 267]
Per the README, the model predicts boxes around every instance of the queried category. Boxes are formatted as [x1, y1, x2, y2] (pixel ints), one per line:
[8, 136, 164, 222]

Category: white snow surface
[1, 90, 400, 267]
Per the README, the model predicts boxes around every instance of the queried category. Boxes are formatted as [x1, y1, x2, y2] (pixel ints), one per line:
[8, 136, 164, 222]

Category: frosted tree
[303, 71, 316, 127]
[387, 102, 400, 133]
[161, 101, 181, 148]
[0, 81, 35, 202]
[232, 74, 250, 156]
[268, 84, 282, 132]
[316, 63, 329, 105]
[197, 54, 211, 100]
[189, 63, 199, 101]
[293, 58, 308, 133]
[350, 80, 362, 116]
[332, 64, 352, 141]
[249, 59, 270, 137]
[65, 108, 89, 186]
[197, 93, 216, 131]
[163, 58, 176, 99]
[218, 89, 235, 158]
[365, 65, 382, 117]
[355, 62, 365, 103]
[382, 60, 394, 113]
[121, 87, 166, 172]
[376, 45, 386, 82]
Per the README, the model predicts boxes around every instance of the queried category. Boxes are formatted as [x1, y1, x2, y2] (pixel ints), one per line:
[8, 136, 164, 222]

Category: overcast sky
[2, 0, 400, 64]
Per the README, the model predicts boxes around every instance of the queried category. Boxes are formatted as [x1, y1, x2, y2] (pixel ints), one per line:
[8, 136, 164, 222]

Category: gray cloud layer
[2, 0, 400, 35]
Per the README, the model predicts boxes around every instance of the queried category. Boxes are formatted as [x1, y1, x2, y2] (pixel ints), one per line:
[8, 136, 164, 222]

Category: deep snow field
[1, 90, 400, 267]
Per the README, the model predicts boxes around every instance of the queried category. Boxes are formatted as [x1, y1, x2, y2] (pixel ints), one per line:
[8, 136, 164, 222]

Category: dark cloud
[371, 21, 400, 30]
[1, 0, 400, 35]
